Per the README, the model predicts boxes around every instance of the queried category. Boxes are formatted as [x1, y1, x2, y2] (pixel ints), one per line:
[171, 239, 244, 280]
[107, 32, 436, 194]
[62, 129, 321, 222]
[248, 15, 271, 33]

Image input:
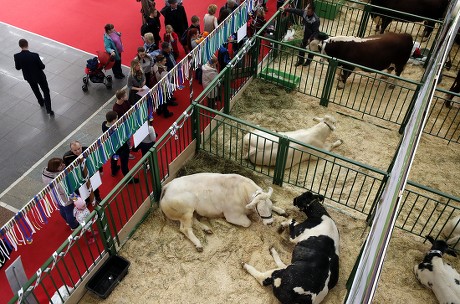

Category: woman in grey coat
[42, 158, 79, 229]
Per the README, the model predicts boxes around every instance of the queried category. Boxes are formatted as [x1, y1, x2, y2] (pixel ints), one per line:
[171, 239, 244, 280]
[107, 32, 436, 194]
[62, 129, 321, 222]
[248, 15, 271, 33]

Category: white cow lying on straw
[242, 115, 343, 168]
[160, 173, 286, 252]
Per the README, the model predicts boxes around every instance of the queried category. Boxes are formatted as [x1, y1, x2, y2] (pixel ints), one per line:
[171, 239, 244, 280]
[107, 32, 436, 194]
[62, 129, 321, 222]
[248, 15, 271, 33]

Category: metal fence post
[357, 4, 372, 38]
[273, 10, 283, 43]
[251, 37, 261, 77]
[398, 83, 421, 134]
[365, 174, 389, 225]
[273, 136, 290, 186]
[192, 103, 200, 149]
[320, 59, 338, 106]
[223, 67, 232, 115]
[150, 148, 162, 203]
[95, 205, 116, 255]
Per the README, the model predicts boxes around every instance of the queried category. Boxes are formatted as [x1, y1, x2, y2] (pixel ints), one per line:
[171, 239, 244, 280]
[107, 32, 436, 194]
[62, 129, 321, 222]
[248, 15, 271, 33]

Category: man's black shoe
[295, 61, 304, 67]
[302, 61, 311, 66]
[169, 101, 179, 106]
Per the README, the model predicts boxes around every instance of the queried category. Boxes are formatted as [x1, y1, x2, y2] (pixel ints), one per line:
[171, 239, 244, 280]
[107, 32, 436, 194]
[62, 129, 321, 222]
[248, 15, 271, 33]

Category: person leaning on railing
[42, 158, 79, 230]
[63, 141, 104, 205]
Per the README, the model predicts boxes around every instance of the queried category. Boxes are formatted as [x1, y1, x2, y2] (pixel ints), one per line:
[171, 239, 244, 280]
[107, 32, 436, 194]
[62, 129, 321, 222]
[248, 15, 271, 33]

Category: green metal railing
[195, 104, 388, 216]
[397, 181, 460, 247]
[8, 1, 460, 302]
[424, 88, 460, 143]
[8, 151, 161, 303]
[7, 212, 106, 303]
[193, 103, 460, 230]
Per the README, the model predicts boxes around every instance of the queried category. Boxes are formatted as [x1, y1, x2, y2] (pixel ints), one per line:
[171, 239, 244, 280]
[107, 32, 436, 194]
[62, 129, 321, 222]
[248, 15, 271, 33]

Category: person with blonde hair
[163, 25, 180, 59]
[127, 58, 146, 105]
[203, 4, 218, 33]
[143, 32, 157, 54]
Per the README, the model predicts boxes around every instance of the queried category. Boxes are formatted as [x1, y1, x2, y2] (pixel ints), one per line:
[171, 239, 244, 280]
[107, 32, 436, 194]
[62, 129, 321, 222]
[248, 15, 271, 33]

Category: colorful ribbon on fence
[0, 0, 252, 260]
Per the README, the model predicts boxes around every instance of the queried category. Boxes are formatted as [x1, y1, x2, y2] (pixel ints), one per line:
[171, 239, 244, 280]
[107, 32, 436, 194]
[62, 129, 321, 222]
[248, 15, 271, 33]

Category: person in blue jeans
[42, 158, 79, 230]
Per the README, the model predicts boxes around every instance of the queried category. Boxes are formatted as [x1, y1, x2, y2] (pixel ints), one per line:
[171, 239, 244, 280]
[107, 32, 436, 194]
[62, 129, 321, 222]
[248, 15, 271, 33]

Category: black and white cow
[369, 0, 450, 39]
[414, 236, 460, 303]
[243, 191, 339, 304]
[309, 32, 413, 89]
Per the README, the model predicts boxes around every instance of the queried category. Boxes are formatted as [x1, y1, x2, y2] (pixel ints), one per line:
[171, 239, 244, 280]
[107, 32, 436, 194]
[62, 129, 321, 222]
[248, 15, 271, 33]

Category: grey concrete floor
[0, 22, 129, 226]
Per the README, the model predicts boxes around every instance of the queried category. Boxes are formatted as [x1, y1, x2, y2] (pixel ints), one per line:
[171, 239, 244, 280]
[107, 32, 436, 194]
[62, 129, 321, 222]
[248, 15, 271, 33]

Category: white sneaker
[129, 153, 135, 160]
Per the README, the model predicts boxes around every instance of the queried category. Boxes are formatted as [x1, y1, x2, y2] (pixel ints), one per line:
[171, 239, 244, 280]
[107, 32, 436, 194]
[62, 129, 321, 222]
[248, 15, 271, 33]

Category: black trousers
[28, 78, 52, 112]
[112, 57, 123, 77]
[138, 141, 154, 156]
[111, 144, 130, 176]
[298, 37, 314, 64]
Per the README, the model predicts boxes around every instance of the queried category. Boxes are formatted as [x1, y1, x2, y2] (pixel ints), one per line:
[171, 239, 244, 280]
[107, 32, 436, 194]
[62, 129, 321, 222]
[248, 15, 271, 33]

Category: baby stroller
[82, 51, 115, 92]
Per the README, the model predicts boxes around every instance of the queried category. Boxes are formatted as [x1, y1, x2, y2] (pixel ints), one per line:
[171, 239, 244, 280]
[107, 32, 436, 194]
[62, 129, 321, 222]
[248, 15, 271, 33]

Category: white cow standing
[160, 173, 286, 252]
[414, 236, 460, 304]
[242, 115, 343, 168]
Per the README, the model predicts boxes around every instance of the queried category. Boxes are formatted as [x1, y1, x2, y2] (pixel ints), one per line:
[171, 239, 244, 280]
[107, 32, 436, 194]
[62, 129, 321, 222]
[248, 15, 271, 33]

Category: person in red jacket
[163, 25, 180, 59]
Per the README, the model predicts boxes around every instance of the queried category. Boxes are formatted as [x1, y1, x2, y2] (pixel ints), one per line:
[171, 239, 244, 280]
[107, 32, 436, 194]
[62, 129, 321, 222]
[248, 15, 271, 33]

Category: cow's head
[293, 191, 326, 217]
[313, 115, 337, 131]
[247, 187, 274, 225]
[308, 33, 329, 54]
[425, 235, 457, 257]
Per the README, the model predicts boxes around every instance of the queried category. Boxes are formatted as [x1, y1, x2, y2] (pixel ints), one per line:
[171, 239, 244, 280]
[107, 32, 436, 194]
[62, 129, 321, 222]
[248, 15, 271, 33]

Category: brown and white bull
[160, 173, 286, 252]
[242, 115, 342, 169]
[369, 0, 450, 39]
[309, 32, 413, 89]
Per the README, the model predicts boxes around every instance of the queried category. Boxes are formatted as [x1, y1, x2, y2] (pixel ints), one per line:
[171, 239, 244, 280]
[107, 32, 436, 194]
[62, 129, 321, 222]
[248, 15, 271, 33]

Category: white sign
[133, 121, 149, 148]
[78, 171, 102, 200]
[237, 24, 247, 43]
[136, 85, 150, 97]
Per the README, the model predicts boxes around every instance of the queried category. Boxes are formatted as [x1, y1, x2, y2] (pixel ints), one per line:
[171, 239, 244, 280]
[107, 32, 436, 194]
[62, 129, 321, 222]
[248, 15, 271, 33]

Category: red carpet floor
[0, 0, 279, 302]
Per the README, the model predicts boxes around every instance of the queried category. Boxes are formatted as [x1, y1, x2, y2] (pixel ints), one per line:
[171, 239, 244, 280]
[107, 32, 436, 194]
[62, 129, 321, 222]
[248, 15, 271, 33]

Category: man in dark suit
[161, 0, 188, 52]
[14, 39, 54, 116]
